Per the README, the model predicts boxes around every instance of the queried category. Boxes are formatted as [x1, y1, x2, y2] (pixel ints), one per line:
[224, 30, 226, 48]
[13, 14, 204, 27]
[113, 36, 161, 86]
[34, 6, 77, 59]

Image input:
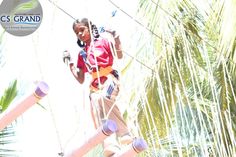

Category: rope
[32, 36, 64, 156]
[43, 1, 236, 156]
[47, 0, 234, 72]
[108, 0, 235, 66]
[47, 0, 159, 123]
[47, 0, 76, 20]
[47, 0, 158, 74]
[107, 0, 163, 43]
[81, 15, 106, 120]
[33, 1, 65, 155]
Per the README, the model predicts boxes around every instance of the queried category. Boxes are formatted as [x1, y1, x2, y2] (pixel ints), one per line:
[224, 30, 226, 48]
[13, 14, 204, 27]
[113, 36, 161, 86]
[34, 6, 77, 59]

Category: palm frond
[0, 80, 19, 157]
[0, 80, 18, 112]
[122, 0, 236, 156]
[0, 125, 18, 157]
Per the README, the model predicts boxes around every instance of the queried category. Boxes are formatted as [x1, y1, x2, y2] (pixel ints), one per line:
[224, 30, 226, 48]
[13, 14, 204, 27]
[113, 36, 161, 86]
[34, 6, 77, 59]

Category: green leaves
[0, 80, 18, 157]
[122, 0, 236, 156]
[0, 80, 18, 112]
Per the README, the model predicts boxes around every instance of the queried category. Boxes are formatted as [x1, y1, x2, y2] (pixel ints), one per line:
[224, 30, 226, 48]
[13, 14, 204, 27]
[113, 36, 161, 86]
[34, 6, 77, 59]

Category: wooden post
[113, 138, 148, 157]
[0, 81, 49, 131]
[65, 119, 117, 157]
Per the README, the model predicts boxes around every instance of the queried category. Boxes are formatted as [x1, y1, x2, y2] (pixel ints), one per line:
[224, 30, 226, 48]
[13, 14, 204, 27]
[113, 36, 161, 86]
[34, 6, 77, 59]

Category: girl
[65, 18, 132, 157]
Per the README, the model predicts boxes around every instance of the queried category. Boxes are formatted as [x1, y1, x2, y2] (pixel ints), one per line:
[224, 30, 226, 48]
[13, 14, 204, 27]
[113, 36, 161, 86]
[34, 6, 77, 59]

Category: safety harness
[79, 49, 118, 92]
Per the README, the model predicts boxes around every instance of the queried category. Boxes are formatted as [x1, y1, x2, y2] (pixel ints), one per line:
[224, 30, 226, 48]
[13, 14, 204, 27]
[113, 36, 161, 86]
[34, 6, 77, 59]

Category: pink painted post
[65, 119, 117, 157]
[113, 138, 148, 157]
[0, 81, 49, 131]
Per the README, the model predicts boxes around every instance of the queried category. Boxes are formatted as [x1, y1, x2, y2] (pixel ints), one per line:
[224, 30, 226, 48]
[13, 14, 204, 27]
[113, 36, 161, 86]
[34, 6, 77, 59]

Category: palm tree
[120, 0, 236, 156]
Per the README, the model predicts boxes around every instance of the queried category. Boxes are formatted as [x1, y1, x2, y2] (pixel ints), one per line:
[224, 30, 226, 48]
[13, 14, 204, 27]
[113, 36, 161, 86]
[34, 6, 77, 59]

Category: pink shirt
[77, 38, 113, 73]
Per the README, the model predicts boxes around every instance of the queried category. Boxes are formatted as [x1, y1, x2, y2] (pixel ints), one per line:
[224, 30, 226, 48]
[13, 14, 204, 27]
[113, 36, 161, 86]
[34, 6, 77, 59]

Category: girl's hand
[105, 29, 119, 39]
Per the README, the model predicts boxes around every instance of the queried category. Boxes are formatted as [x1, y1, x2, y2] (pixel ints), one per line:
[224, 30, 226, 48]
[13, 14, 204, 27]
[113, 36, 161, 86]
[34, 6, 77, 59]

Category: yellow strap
[91, 66, 113, 79]
[33, 92, 42, 102]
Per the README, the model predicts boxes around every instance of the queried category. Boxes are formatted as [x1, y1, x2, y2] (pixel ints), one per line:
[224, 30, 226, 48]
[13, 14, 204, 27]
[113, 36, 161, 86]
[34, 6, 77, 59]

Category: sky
[0, 0, 139, 156]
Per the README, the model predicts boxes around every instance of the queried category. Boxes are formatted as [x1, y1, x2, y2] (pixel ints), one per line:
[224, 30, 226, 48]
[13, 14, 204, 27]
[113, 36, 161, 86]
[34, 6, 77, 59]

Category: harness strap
[91, 66, 113, 79]
[79, 49, 93, 72]
[89, 70, 118, 92]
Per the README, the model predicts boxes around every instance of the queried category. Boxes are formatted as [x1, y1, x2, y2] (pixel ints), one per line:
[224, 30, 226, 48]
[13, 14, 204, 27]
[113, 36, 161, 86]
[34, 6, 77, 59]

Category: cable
[32, 35, 64, 156]
[32, 1, 66, 155]
[108, 0, 162, 41]
[46, 0, 158, 74]
[47, 0, 76, 20]
[122, 50, 156, 73]
[47, 0, 233, 74]
[108, 0, 232, 65]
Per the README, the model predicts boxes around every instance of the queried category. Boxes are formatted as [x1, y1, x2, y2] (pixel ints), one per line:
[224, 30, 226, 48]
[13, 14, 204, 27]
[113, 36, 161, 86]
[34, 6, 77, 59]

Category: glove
[62, 50, 72, 65]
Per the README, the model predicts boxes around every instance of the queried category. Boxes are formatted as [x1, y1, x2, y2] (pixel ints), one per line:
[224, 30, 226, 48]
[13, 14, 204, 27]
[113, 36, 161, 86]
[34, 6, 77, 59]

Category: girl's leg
[90, 76, 133, 156]
[101, 97, 129, 136]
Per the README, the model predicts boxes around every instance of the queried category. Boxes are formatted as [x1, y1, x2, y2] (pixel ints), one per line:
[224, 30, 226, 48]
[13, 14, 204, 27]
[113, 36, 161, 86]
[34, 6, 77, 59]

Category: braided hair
[73, 18, 100, 48]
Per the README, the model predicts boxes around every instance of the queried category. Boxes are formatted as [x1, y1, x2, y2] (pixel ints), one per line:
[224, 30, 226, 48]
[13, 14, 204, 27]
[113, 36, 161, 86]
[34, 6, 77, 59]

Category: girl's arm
[113, 35, 123, 59]
[69, 63, 85, 84]
[105, 29, 123, 59]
